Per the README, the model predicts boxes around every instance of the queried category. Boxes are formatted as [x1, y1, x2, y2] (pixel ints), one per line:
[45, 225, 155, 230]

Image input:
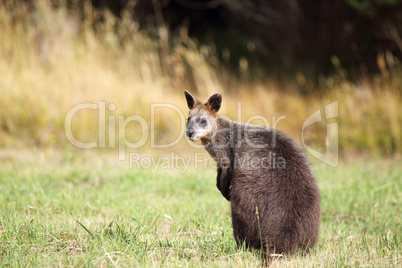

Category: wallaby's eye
[201, 118, 207, 124]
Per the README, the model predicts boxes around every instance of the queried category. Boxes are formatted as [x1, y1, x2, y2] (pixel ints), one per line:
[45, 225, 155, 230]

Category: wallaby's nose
[186, 129, 195, 139]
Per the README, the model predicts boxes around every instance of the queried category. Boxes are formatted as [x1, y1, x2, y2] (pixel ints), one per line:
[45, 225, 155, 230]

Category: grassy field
[0, 151, 400, 267]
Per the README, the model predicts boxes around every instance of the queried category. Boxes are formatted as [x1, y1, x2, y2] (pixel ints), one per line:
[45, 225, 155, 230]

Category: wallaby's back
[225, 119, 321, 254]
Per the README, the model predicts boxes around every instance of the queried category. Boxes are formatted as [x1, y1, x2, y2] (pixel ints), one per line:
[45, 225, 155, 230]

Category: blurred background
[0, 0, 401, 159]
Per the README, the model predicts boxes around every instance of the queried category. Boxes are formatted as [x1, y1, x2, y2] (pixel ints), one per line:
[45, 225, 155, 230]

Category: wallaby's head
[184, 90, 222, 141]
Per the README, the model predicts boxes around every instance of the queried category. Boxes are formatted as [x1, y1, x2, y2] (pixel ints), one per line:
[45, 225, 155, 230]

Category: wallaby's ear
[184, 90, 196, 110]
[207, 93, 222, 113]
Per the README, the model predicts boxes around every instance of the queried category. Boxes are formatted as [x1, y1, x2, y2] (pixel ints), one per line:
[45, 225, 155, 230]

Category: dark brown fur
[184, 91, 321, 256]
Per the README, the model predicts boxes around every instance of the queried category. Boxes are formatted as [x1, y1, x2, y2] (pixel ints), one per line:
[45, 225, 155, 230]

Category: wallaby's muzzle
[186, 129, 195, 140]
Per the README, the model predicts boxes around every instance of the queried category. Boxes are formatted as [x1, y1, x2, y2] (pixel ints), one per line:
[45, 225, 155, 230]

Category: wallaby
[184, 90, 321, 256]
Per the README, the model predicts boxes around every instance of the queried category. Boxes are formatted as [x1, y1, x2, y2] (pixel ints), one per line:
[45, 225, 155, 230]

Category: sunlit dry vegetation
[0, 1, 401, 155]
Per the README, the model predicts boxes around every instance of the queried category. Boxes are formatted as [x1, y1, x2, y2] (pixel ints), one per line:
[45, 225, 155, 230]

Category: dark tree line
[12, 0, 402, 78]
[92, 0, 402, 78]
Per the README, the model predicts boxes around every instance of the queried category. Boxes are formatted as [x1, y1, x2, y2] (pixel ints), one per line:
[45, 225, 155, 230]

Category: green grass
[0, 151, 401, 267]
